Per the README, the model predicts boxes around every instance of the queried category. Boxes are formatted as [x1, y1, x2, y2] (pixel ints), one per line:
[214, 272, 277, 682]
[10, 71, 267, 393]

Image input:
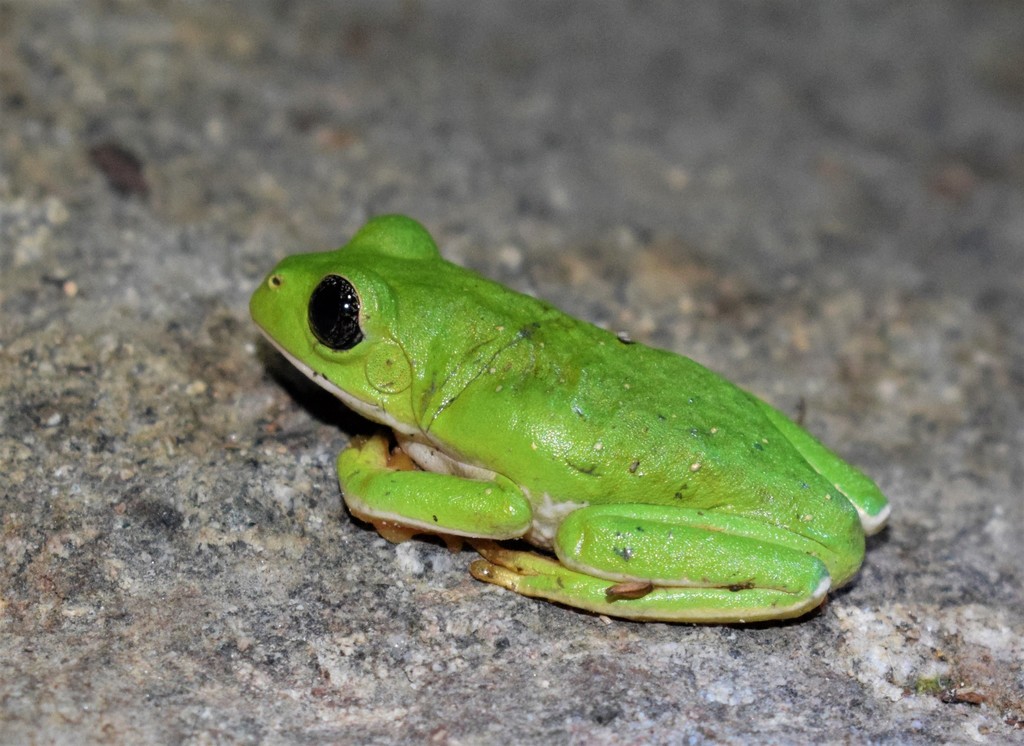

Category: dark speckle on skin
[728, 581, 755, 592]
[567, 459, 597, 475]
[517, 322, 541, 339]
[614, 546, 633, 562]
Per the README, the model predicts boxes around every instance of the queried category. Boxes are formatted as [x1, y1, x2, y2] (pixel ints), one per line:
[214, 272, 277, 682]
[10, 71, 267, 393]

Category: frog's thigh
[337, 433, 532, 540]
[471, 506, 831, 623]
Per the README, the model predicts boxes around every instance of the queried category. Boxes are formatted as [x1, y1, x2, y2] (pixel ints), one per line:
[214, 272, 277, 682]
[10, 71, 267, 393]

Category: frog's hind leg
[755, 399, 890, 535]
[470, 505, 834, 623]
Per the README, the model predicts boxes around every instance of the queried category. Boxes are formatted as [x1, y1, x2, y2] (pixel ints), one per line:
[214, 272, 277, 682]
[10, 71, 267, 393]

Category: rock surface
[2, 2, 1022, 742]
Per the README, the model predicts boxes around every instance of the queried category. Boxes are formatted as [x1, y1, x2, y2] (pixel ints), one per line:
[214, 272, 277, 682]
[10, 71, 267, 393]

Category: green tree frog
[250, 215, 890, 623]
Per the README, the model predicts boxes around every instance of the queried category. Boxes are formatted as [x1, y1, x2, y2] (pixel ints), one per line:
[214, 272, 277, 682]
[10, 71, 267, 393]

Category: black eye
[308, 275, 364, 350]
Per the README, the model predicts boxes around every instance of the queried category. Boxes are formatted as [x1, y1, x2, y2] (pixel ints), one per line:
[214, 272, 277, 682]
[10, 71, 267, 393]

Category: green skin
[250, 215, 890, 623]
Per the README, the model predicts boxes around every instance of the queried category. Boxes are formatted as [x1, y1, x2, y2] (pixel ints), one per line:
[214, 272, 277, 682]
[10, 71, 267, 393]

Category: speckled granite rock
[2, 2, 1022, 743]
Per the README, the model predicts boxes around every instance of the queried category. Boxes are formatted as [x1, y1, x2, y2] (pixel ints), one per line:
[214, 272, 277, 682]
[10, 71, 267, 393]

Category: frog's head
[249, 215, 441, 434]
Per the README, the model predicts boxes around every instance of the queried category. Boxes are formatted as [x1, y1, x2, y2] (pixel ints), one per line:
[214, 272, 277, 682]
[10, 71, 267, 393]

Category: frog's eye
[308, 275, 364, 350]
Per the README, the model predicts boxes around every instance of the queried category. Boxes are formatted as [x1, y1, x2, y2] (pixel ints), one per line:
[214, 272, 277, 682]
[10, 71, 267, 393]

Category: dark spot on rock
[129, 498, 184, 533]
[591, 704, 622, 725]
[89, 142, 150, 197]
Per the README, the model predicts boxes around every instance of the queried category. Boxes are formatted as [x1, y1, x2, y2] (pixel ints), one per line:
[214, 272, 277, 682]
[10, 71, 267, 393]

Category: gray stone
[2, 2, 1022, 742]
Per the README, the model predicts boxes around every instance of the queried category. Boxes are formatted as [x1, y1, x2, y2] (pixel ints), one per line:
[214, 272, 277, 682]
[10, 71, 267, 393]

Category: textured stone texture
[2, 2, 1022, 742]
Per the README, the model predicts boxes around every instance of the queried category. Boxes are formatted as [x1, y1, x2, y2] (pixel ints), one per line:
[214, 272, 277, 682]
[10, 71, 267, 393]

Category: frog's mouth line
[255, 327, 416, 437]
[255, 327, 502, 481]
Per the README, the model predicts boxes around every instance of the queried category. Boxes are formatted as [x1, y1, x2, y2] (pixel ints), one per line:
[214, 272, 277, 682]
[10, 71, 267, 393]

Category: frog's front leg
[470, 505, 840, 623]
[338, 433, 533, 543]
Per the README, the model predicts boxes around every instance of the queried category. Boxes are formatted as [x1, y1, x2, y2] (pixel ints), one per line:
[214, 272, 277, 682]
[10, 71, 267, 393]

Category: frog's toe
[857, 500, 891, 535]
[468, 540, 562, 582]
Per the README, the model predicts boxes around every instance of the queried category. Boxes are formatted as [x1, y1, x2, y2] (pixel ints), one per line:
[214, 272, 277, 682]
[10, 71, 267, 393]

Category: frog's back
[428, 308, 863, 557]
[394, 254, 867, 560]
[534, 336, 838, 509]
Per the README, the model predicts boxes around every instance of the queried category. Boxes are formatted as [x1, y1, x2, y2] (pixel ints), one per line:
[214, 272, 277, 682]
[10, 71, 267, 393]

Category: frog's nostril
[268, 274, 283, 289]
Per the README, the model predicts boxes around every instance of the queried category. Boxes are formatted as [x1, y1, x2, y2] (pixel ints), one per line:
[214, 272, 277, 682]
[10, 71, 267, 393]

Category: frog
[250, 215, 890, 623]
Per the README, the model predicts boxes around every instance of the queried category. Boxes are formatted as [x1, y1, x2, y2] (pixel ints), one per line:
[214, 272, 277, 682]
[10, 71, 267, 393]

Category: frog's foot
[343, 434, 464, 547]
[469, 543, 829, 623]
[469, 505, 836, 623]
[353, 515, 465, 552]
